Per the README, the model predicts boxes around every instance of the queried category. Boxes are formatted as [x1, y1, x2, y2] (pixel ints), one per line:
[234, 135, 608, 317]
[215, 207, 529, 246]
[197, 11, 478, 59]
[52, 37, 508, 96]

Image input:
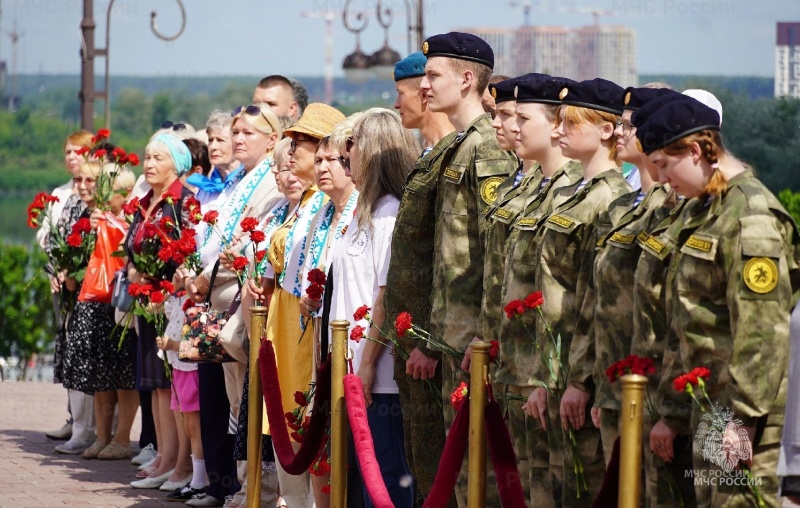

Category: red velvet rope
[343, 374, 394, 508]
[423, 400, 470, 508]
[259, 339, 331, 475]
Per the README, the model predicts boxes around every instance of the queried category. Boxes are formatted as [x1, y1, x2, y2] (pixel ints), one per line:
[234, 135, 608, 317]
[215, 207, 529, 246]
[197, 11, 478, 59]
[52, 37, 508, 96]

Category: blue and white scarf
[254, 199, 291, 277]
[201, 159, 272, 250]
[279, 190, 328, 296]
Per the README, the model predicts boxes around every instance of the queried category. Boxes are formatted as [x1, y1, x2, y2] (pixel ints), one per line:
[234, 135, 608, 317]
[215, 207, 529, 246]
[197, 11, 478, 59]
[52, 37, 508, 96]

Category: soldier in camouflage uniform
[383, 52, 457, 507]
[523, 79, 631, 506]
[637, 97, 800, 508]
[418, 32, 517, 506]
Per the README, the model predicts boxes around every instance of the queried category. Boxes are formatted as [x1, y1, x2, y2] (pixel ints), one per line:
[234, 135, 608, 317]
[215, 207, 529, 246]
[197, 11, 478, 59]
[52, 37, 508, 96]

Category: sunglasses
[289, 133, 318, 153]
[72, 177, 96, 185]
[232, 105, 279, 134]
[161, 121, 187, 131]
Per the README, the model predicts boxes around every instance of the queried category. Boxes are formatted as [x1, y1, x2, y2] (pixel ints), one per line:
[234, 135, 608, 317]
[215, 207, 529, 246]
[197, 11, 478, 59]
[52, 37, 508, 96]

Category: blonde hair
[351, 108, 419, 230]
[79, 161, 103, 177]
[105, 163, 136, 191]
[273, 137, 292, 170]
[329, 112, 364, 154]
[449, 58, 493, 95]
[232, 103, 283, 140]
[561, 105, 619, 161]
[661, 129, 728, 196]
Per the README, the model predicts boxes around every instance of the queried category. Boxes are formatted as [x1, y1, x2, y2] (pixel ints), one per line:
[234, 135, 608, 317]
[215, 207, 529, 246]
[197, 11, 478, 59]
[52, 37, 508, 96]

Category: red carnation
[73, 218, 92, 235]
[691, 367, 710, 381]
[138, 284, 153, 297]
[184, 197, 202, 224]
[450, 381, 469, 411]
[143, 222, 159, 239]
[76, 146, 90, 157]
[128, 283, 142, 297]
[503, 299, 525, 319]
[158, 245, 174, 263]
[158, 216, 176, 232]
[182, 299, 196, 312]
[66, 232, 83, 247]
[160, 281, 175, 294]
[162, 190, 181, 205]
[111, 147, 127, 162]
[294, 391, 310, 407]
[95, 128, 111, 140]
[673, 375, 689, 393]
[126, 153, 140, 166]
[203, 210, 219, 225]
[232, 256, 248, 271]
[122, 197, 140, 217]
[149, 291, 165, 304]
[240, 217, 259, 233]
[45, 195, 59, 203]
[307, 268, 327, 286]
[395, 312, 413, 337]
[255, 250, 267, 264]
[350, 325, 366, 343]
[524, 291, 544, 310]
[305, 284, 324, 301]
[353, 305, 370, 322]
[321, 485, 331, 495]
[250, 230, 266, 244]
[93, 148, 107, 160]
[489, 340, 499, 360]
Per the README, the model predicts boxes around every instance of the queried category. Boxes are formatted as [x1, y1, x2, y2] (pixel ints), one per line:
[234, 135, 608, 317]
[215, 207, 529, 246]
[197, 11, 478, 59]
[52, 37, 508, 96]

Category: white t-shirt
[328, 195, 399, 394]
[36, 179, 74, 250]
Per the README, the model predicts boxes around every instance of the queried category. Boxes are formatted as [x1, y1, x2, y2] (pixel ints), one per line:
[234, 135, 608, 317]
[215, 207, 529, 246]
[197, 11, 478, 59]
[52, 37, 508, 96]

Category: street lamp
[341, 0, 424, 83]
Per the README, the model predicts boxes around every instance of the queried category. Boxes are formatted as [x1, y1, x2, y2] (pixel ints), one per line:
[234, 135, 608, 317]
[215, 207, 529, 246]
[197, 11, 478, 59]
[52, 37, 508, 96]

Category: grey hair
[206, 109, 233, 133]
[289, 78, 309, 117]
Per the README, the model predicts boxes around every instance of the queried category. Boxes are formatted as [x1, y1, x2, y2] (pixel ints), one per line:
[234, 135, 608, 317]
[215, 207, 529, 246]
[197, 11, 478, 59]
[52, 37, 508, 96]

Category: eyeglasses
[232, 105, 279, 134]
[72, 177, 96, 185]
[289, 133, 318, 153]
[161, 121, 187, 132]
[615, 119, 635, 137]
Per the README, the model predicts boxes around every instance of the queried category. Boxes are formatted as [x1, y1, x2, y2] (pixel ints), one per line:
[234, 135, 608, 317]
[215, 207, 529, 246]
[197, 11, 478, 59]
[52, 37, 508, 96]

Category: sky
[0, 0, 796, 78]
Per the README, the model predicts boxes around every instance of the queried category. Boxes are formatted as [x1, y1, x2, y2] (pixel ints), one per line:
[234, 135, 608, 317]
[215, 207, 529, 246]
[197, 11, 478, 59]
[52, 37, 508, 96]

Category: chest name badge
[443, 167, 462, 181]
[493, 208, 512, 220]
[645, 235, 666, 254]
[480, 176, 505, 205]
[685, 235, 713, 253]
[743, 257, 778, 294]
[547, 214, 574, 229]
[517, 217, 537, 227]
[609, 232, 636, 245]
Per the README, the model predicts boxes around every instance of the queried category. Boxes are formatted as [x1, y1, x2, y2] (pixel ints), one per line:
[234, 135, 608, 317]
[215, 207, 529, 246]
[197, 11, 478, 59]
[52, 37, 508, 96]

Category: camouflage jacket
[384, 132, 457, 358]
[654, 171, 800, 442]
[479, 164, 543, 344]
[535, 168, 632, 390]
[429, 114, 518, 352]
[587, 185, 673, 410]
[495, 161, 583, 386]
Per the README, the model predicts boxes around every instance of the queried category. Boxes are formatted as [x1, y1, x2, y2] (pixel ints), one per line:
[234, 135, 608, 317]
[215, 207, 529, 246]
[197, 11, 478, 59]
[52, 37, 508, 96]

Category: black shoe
[166, 486, 206, 502]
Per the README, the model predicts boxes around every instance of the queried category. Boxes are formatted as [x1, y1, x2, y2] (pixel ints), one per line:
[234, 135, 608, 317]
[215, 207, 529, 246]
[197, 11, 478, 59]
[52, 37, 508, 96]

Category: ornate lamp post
[341, 0, 424, 83]
[80, 0, 187, 130]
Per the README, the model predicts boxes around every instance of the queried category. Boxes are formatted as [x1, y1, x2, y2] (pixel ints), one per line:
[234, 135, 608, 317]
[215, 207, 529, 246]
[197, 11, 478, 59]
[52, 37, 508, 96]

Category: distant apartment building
[776, 22, 800, 98]
[460, 24, 638, 86]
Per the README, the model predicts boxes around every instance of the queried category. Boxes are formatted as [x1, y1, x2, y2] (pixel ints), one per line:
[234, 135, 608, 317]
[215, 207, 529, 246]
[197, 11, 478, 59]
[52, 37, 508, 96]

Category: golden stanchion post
[247, 306, 267, 508]
[330, 319, 350, 508]
[618, 374, 647, 508]
[468, 341, 491, 508]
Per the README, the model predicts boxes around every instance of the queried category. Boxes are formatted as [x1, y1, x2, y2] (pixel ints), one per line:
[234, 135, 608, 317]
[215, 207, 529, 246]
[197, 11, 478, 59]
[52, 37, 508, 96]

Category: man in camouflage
[384, 51, 457, 507]
[418, 32, 517, 506]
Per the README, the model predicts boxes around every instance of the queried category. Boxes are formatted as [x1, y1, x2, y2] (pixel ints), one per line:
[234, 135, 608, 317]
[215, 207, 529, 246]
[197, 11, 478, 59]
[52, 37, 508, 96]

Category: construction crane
[301, 10, 337, 105]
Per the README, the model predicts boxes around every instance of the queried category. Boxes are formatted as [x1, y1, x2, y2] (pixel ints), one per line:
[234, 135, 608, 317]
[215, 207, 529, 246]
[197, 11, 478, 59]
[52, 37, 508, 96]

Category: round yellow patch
[422, 41, 429, 54]
[480, 177, 504, 205]
[559, 87, 569, 100]
[491, 87, 497, 99]
[743, 257, 778, 294]
[624, 91, 632, 105]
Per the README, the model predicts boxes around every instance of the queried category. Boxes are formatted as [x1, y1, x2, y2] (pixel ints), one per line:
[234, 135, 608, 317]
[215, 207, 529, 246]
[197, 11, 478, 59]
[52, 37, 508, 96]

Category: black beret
[622, 87, 681, 111]
[559, 78, 625, 115]
[422, 32, 494, 69]
[630, 93, 684, 130]
[488, 74, 548, 104]
[515, 76, 575, 104]
[635, 98, 721, 155]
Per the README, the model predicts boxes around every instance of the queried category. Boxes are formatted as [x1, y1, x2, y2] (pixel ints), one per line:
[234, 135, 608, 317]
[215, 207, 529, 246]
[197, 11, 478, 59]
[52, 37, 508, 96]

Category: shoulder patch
[608, 232, 636, 245]
[685, 235, 713, 253]
[493, 208, 513, 219]
[645, 235, 666, 254]
[547, 214, 575, 229]
[480, 176, 504, 205]
[517, 217, 537, 227]
[743, 257, 778, 294]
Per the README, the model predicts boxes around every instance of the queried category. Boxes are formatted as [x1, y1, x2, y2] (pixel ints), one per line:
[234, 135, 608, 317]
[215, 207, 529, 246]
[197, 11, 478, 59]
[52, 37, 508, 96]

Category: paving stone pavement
[0, 382, 174, 507]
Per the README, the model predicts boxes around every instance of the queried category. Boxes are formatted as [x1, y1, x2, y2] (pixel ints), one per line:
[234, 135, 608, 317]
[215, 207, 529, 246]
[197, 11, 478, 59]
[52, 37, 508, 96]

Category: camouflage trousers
[441, 354, 500, 508]
[641, 419, 697, 508]
[393, 353, 454, 508]
[693, 442, 781, 508]
[599, 407, 620, 465]
[504, 384, 554, 508]
[546, 391, 606, 507]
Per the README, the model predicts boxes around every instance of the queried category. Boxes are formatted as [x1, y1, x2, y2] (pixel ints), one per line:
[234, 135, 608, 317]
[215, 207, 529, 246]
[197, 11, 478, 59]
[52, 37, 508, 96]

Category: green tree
[0, 243, 56, 380]
[778, 189, 800, 226]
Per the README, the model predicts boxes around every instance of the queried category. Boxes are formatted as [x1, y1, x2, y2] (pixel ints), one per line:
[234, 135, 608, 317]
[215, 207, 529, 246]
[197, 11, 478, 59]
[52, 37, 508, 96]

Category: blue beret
[515, 76, 575, 104]
[635, 97, 721, 155]
[622, 87, 681, 111]
[488, 73, 550, 104]
[394, 51, 427, 82]
[559, 78, 625, 115]
[422, 32, 494, 69]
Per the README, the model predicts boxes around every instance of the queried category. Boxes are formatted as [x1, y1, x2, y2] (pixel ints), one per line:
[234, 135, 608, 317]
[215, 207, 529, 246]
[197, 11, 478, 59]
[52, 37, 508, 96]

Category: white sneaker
[54, 437, 93, 455]
[137, 455, 157, 471]
[131, 443, 156, 465]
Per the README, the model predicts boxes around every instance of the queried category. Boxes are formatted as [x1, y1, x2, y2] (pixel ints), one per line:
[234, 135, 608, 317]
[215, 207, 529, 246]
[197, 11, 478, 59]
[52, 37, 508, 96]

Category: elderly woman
[126, 133, 195, 490]
[328, 108, 418, 507]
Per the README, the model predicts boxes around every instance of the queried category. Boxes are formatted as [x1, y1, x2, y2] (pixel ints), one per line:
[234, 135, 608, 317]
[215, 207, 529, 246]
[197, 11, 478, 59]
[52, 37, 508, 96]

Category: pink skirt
[170, 369, 200, 412]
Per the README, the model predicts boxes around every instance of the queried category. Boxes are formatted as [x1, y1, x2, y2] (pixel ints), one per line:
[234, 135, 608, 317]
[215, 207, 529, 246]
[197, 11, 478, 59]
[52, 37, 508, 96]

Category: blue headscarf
[152, 133, 192, 176]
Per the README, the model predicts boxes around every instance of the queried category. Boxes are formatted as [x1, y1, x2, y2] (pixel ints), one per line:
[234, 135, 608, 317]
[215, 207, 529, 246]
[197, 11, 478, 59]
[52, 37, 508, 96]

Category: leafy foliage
[0, 243, 56, 380]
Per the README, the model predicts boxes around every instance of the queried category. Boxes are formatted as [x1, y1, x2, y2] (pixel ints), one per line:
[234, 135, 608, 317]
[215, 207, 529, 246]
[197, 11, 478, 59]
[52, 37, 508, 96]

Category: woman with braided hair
[636, 95, 800, 507]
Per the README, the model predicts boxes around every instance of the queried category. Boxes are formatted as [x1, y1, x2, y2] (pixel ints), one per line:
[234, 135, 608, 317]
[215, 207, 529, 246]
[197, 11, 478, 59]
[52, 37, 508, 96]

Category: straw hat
[284, 103, 345, 140]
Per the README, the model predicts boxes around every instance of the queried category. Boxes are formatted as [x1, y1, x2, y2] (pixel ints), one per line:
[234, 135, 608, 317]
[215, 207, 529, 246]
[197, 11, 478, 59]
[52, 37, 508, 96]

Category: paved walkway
[0, 382, 172, 507]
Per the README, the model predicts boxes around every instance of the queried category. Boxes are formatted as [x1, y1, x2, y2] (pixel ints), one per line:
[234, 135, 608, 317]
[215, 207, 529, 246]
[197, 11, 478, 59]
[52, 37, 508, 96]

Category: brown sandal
[98, 440, 131, 460]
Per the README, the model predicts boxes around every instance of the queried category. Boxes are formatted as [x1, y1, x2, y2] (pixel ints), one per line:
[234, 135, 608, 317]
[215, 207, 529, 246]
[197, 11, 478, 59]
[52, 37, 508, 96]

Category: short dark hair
[289, 78, 309, 117]
[257, 74, 293, 91]
[489, 74, 511, 85]
[182, 138, 211, 176]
